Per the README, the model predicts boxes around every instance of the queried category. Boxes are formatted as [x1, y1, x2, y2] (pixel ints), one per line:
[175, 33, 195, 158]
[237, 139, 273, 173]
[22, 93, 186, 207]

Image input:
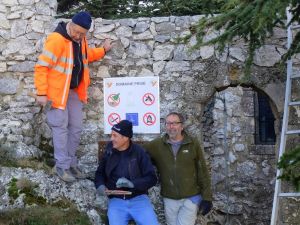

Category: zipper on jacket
[169, 144, 180, 196]
[76, 42, 82, 87]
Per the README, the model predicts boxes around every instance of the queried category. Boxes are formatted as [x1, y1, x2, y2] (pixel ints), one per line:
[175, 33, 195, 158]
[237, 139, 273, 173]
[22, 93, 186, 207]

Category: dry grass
[0, 205, 92, 225]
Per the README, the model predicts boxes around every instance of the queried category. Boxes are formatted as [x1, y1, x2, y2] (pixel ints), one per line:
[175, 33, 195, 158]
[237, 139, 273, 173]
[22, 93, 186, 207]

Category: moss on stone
[38, 136, 55, 167]
[8, 177, 47, 206]
[8, 177, 19, 202]
[5, 178, 91, 224]
[0, 146, 18, 167]
[51, 197, 73, 209]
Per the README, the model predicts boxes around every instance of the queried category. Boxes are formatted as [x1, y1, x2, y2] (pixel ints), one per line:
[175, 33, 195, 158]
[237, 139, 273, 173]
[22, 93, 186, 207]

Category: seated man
[94, 120, 159, 225]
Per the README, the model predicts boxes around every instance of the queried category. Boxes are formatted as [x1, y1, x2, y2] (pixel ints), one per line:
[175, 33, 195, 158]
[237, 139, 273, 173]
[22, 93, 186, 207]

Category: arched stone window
[254, 91, 276, 145]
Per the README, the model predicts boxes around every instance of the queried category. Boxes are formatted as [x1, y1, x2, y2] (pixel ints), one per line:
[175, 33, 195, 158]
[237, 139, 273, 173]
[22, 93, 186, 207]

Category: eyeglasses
[71, 28, 87, 38]
[165, 122, 182, 126]
[70, 23, 88, 38]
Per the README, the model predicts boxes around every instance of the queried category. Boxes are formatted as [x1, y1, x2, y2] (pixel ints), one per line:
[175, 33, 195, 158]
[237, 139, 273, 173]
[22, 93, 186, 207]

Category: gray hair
[166, 112, 185, 123]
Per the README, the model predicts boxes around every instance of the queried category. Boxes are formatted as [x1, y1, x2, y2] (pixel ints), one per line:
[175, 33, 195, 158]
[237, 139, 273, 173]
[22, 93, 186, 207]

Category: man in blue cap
[95, 120, 159, 225]
[34, 11, 113, 182]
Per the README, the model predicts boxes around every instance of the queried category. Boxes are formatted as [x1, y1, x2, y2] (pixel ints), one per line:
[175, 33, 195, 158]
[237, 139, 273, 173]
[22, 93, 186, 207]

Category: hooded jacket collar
[54, 21, 72, 41]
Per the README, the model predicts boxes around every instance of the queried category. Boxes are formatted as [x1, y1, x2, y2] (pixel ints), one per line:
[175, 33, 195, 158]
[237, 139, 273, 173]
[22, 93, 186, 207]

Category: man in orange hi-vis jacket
[34, 11, 112, 182]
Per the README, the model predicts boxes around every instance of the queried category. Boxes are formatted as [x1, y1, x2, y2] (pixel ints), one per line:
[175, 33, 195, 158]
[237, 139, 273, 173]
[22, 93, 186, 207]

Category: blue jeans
[107, 194, 159, 225]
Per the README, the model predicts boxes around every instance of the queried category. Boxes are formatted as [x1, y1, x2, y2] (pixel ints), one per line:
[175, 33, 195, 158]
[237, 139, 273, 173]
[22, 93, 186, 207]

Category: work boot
[70, 166, 86, 179]
[52, 166, 76, 182]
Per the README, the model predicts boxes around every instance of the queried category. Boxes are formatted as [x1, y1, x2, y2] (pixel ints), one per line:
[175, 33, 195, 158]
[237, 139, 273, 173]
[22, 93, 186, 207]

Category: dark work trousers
[46, 90, 83, 169]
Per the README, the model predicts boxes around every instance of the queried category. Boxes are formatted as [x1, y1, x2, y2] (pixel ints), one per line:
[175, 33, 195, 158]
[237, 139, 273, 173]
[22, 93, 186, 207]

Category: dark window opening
[254, 92, 276, 144]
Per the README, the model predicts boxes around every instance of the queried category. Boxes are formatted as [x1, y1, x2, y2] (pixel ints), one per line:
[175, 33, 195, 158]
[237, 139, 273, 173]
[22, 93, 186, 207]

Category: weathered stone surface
[22, 9, 35, 19]
[134, 21, 149, 33]
[0, 62, 7, 72]
[95, 24, 115, 33]
[19, 0, 35, 5]
[153, 61, 166, 75]
[35, 1, 51, 16]
[0, 30, 10, 39]
[115, 26, 132, 37]
[0, 13, 10, 29]
[0, 78, 19, 94]
[264, 82, 285, 113]
[0, 5, 6, 13]
[200, 46, 214, 59]
[45, 0, 58, 9]
[229, 47, 246, 62]
[0, 4, 296, 225]
[151, 17, 169, 23]
[154, 35, 170, 43]
[153, 45, 174, 61]
[7, 12, 21, 19]
[119, 18, 137, 27]
[96, 65, 110, 78]
[175, 16, 190, 28]
[2, 36, 31, 55]
[9, 61, 35, 72]
[6, 142, 41, 159]
[254, 45, 281, 67]
[128, 42, 152, 58]
[120, 37, 130, 48]
[31, 20, 44, 33]
[165, 61, 190, 72]
[140, 68, 154, 76]
[133, 30, 153, 40]
[2, 0, 18, 6]
[80, 122, 101, 145]
[155, 22, 176, 34]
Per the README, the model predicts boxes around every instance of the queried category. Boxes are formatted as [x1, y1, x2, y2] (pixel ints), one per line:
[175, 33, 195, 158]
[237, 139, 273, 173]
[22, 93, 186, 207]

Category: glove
[199, 200, 213, 216]
[96, 185, 107, 196]
[116, 177, 134, 188]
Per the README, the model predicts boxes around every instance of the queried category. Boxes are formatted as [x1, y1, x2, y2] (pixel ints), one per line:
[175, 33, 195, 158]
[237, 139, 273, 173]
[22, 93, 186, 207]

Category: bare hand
[102, 39, 113, 53]
[36, 95, 48, 107]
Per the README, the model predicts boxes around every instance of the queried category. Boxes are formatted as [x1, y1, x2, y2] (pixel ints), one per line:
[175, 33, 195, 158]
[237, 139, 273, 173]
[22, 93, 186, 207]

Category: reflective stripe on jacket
[34, 32, 105, 109]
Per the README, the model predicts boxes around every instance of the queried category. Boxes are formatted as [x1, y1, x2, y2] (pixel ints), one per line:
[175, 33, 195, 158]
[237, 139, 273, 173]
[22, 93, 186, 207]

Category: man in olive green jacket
[143, 112, 212, 225]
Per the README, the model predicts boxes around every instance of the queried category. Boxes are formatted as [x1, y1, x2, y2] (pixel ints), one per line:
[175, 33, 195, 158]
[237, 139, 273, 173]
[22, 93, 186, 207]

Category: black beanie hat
[72, 11, 92, 30]
[112, 120, 133, 138]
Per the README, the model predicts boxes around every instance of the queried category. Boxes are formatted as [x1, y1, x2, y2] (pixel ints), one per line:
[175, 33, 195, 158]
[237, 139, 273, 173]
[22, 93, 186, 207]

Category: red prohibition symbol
[143, 112, 156, 126]
[142, 93, 155, 106]
[107, 93, 120, 107]
[108, 113, 121, 126]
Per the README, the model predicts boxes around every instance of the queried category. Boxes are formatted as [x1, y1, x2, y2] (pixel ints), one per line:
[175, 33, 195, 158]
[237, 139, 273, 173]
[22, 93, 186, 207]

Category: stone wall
[202, 87, 277, 224]
[0, 0, 299, 224]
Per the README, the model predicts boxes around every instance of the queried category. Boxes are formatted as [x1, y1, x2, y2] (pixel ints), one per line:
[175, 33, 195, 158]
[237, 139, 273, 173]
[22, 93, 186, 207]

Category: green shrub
[277, 145, 300, 191]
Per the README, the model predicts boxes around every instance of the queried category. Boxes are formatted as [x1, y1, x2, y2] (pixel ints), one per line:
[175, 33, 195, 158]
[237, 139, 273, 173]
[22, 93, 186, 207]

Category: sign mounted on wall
[103, 76, 160, 134]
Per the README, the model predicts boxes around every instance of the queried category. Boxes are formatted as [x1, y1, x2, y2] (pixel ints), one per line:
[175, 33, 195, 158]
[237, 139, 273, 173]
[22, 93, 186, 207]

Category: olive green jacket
[143, 131, 212, 201]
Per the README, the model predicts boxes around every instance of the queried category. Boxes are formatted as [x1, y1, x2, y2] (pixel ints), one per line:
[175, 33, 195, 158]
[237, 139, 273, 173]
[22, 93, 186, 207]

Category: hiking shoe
[70, 166, 86, 179]
[52, 166, 76, 182]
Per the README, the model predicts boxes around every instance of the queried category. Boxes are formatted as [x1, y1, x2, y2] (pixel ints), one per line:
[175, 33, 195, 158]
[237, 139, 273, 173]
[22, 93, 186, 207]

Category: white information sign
[103, 76, 160, 134]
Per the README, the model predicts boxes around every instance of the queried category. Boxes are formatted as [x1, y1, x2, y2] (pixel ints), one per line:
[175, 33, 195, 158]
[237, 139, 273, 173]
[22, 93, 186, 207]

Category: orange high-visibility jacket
[34, 32, 105, 109]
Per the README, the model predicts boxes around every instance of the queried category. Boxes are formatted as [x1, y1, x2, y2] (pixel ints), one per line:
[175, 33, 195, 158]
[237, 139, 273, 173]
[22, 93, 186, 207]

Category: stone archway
[201, 86, 280, 225]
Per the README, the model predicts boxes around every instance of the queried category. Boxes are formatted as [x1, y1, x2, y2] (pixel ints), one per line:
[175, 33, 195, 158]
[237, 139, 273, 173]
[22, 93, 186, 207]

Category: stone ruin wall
[0, 0, 299, 224]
